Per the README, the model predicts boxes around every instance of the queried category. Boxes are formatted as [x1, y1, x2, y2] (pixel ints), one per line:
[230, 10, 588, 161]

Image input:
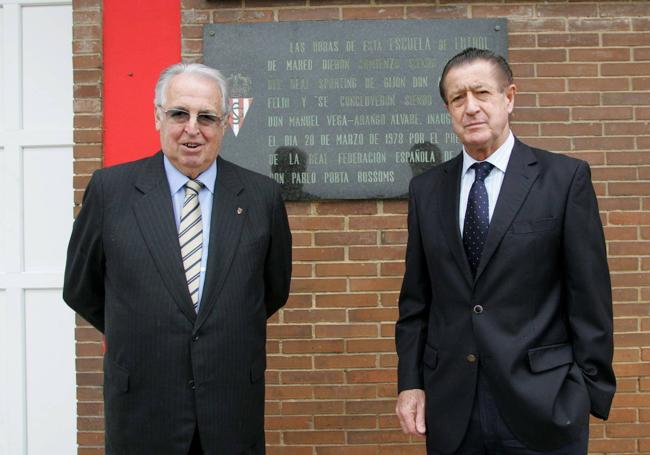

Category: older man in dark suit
[395, 48, 615, 454]
[64, 63, 292, 454]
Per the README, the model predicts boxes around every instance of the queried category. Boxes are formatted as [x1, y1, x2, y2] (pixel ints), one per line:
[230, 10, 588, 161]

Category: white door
[0, 1, 76, 454]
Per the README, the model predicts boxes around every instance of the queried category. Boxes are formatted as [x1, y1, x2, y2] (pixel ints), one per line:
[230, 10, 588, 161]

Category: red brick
[266, 385, 313, 400]
[283, 339, 344, 354]
[346, 399, 395, 415]
[342, 7, 403, 20]
[538, 63, 598, 78]
[349, 308, 398, 322]
[603, 62, 650, 76]
[267, 355, 313, 370]
[570, 47, 630, 62]
[346, 369, 396, 384]
[311, 0, 369, 4]
[568, 77, 629, 92]
[293, 247, 345, 261]
[315, 231, 377, 246]
[607, 151, 650, 165]
[285, 294, 313, 309]
[314, 415, 377, 430]
[316, 201, 377, 215]
[283, 430, 345, 445]
[382, 200, 407, 214]
[606, 423, 650, 438]
[472, 5, 533, 17]
[509, 34, 536, 48]
[381, 262, 405, 277]
[513, 108, 570, 122]
[406, 5, 467, 19]
[575, 137, 635, 151]
[538, 33, 599, 47]
[315, 354, 377, 369]
[633, 76, 650, 90]
[600, 3, 650, 17]
[539, 93, 599, 107]
[567, 17, 630, 32]
[291, 278, 347, 293]
[350, 278, 402, 292]
[609, 182, 650, 196]
[246, 0, 305, 5]
[278, 8, 340, 21]
[290, 216, 345, 231]
[604, 122, 650, 135]
[540, 123, 602, 137]
[349, 246, 405, 261]
[574, 107, 633, 121]
[313, 385, 377, 400]
[265, 415, 312, 430]
[347, 339, 395, 353]
[282, 370, 344, 385]
[508, 18, 566, 32]
[588, 438, 637, 453]
[381, 231, 407, 245]
[315, 324, 378, 339]
[316, 293, 378, 308]
[516, 78, 565, 93]
[349, 216, 406, 230]
[283, 309, 346, 323]
[316, 263, 378, 277]
[282, 400, 344, 416]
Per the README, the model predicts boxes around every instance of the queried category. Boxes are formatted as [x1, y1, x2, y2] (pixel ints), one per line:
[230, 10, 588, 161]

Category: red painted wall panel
[103, 0, 181, 166]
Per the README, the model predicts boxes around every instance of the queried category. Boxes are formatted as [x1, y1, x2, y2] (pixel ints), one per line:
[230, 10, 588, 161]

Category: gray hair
[154, 63, 229, 114]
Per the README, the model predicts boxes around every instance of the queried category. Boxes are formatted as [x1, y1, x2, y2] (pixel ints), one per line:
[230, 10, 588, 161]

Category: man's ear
[221, 112, 231, 131]
[154, 107, 162, 131]
[505, 83, 517, 114]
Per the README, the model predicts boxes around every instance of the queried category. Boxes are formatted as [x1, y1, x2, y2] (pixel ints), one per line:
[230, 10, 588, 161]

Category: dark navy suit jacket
[396, 139, 615, 453]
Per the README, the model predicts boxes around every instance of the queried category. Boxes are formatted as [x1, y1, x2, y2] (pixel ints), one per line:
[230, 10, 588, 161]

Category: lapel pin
[237, 207, 244, 215]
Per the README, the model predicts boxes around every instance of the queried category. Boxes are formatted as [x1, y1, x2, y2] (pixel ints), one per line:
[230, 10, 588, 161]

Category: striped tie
[179, 179, 203, 312]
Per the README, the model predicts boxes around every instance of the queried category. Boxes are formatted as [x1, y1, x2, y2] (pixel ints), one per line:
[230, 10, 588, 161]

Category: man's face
[155, 73, 227, 178]
[443, 60, 515, 160]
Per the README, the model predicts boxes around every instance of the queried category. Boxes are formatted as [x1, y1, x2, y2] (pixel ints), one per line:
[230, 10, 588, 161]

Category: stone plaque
[204, 19, 507, 200]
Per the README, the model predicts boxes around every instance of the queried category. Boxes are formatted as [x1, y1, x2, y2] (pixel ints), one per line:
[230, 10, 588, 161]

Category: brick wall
[72, 1, 650, 453]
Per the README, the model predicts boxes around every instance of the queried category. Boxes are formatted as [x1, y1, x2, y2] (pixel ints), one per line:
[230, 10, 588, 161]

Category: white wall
[0, 1, 76, 454]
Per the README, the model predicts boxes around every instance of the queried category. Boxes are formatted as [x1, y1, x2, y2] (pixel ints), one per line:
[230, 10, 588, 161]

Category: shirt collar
[461, 130, 514, 176]
[163, 155, 217, 195]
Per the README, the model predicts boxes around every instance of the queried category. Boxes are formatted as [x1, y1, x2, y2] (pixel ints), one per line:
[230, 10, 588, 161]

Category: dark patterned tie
[179, 179, 203, 312]
[463, 162, 494, 277]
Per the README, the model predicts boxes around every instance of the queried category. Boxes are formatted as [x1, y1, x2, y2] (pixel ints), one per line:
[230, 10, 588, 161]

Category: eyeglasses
[160, 107, 226, 127]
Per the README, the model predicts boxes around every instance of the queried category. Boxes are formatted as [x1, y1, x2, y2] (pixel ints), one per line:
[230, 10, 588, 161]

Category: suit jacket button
[189, 379, 196, 390]
[473, 305, 483, 314]
[466, 354, 477, 363]
[192, 335, 199, 342]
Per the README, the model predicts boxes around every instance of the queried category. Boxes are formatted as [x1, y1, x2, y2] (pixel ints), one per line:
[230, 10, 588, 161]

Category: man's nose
[184, 116, 201, 135]
[465, 93, 480, 114]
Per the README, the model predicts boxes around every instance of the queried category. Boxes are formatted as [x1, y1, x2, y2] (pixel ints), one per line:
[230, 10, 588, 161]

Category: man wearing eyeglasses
[63, 63, 292, 455]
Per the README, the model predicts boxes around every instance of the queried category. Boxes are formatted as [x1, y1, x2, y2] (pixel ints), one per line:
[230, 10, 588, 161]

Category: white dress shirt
[459, 131, 515, 235]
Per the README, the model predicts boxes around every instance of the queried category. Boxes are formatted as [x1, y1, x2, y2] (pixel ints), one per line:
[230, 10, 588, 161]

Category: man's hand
[396, 388, 426, 437]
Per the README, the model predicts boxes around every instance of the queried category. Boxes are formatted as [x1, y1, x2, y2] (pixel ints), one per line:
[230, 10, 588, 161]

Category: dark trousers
[437, 374, 589, 455]
[188, 427, 203, 455]
[188, 427, 265, 455]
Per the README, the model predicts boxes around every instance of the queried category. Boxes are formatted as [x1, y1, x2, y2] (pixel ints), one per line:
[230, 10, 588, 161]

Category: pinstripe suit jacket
[64, 152, 292, 454]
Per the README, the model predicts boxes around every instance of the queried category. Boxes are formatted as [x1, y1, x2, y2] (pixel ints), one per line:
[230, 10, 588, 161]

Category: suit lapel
[475, 140, 539, 281]
[133, 152, 197, 324]
[195, 157, 246, 331]
[438, 155, 474, 287]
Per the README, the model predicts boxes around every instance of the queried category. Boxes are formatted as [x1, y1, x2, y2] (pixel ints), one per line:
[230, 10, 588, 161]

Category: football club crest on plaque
[228, 73, 253, 137]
